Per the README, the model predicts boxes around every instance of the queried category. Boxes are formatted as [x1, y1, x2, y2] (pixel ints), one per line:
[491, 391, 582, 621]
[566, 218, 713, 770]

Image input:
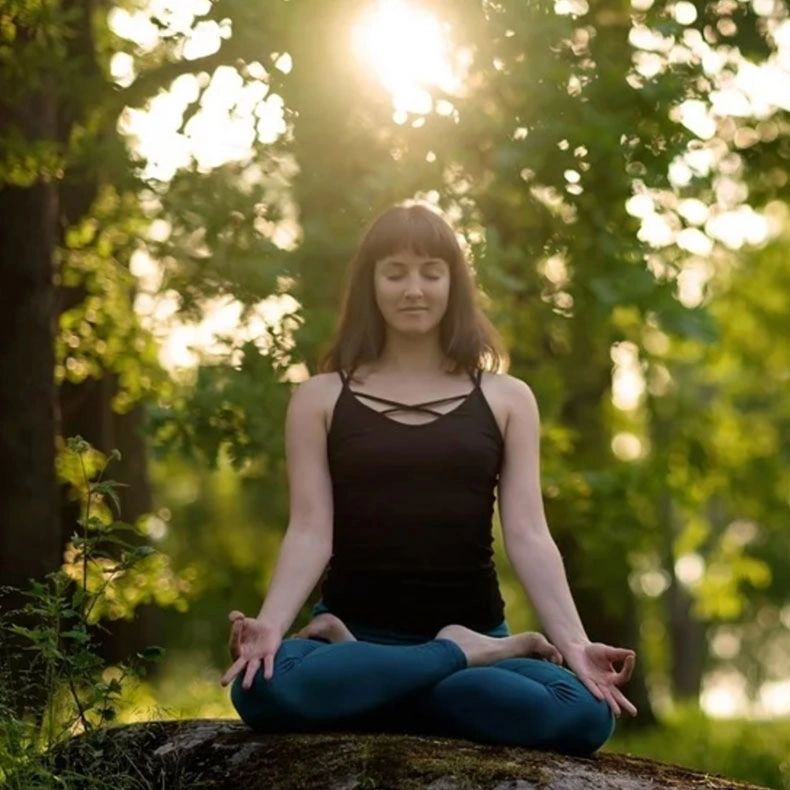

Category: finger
[229, 620, 243, 659]
[234, 619, 246, 657]
[607, 646, 636, 662]
[612, 687, 638, 717]
[579, 674, 606, 703]
[602, 686, 621, 717]
[228, 610, 246, 622]
[622, 653, 636, 682]
[220, 657, 247, 687]
[613, 653, 636, 683]
[242, 657, 261, 690]
[263, 653, 274, 680]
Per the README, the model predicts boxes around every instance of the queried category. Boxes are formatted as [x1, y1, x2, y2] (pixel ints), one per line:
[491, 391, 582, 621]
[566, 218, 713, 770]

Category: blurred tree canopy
[1, 0, 788, 746]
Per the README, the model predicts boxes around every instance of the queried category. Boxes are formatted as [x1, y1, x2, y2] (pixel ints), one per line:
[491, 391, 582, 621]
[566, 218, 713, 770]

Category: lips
[401, 308, 427, 312]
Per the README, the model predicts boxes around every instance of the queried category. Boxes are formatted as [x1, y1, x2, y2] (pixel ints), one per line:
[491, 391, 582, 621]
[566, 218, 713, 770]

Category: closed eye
[386, 275, 441, 281]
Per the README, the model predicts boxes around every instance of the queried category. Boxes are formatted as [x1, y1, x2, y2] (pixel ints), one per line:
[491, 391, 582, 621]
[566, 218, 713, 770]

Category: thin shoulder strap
[471, 367, 483, 388]
[338, 369, 348, 387]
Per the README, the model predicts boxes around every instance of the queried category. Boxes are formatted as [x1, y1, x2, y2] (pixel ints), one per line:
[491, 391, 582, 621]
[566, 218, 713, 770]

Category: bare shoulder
[293, 371, 343, 433]
[499, 372, 536, 399]
[479, 371, 537, 441]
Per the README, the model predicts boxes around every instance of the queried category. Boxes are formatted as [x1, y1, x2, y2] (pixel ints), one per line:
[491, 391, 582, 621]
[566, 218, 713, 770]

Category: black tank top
[318, 367, 507, 636]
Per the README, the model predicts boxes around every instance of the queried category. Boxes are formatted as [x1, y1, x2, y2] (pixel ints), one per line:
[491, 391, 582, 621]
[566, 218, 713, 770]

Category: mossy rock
[45, 719, 768, 789]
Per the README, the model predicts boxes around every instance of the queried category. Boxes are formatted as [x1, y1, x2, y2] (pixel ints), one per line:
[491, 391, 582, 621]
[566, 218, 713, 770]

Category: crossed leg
[416, 657, 616, 755]
[230, 636, 467, 732]
[230, 637, 615, 755]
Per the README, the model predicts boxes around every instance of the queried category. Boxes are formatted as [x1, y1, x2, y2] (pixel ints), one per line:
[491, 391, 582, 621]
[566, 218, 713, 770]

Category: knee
[230, 647, 298, 730]
[229, 640, 324, 729]
[568, 698, 615, 755]
[230, 670, 279, 730]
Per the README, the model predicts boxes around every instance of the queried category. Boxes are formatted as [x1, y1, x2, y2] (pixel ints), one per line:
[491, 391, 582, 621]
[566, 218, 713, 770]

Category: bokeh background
[1, 0, 788, 786]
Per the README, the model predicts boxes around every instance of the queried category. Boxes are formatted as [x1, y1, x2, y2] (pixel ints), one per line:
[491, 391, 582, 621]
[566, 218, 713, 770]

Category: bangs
[362, 205, 459, 266]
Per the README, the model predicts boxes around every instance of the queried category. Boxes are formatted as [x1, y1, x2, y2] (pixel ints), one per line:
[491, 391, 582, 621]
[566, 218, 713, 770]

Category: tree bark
[0, 169, 61, 596]
[0, 70, 61, 717]
[0, 86, 60, 606]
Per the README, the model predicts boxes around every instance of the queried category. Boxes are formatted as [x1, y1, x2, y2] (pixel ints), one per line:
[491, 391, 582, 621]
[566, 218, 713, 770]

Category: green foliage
[0, 437, 165, 788]
[56, 184, 172, 413]
[2, 2, 787, 785]
[113, 0, 788, 727]
[55, 437, 197, 620]
[607, 702, 790, 789]
[149, 339, 293, 472]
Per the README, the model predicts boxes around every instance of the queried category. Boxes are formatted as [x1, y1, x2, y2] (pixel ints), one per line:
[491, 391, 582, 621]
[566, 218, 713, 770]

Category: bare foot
[291, 613, 357, 643]
[435, 624, 544, 667]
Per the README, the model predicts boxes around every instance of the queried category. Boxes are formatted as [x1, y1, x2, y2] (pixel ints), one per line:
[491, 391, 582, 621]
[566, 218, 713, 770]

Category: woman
[220, 201, 636, 755]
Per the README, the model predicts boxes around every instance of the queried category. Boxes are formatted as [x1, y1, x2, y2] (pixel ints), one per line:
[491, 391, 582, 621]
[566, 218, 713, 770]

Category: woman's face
[373, 249, 451, 335]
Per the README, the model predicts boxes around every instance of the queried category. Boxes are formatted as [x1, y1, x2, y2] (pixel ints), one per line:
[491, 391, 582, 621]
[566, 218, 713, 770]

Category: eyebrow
[383, 258, 444, 266]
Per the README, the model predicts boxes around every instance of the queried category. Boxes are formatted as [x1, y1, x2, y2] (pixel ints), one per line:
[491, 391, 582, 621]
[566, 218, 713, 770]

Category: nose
[404, 279, 424, 298]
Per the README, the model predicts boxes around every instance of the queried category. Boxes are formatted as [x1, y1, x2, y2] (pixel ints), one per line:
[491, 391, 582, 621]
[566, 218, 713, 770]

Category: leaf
[127, 546, 157, 561]
[97, 534, 137, 550]
[61, 629, 91, 643]
[136, 645, 165, 662]
[90, 481, 128, 516]
[66, 436, 90, 454]
[8, 625, 37, 640]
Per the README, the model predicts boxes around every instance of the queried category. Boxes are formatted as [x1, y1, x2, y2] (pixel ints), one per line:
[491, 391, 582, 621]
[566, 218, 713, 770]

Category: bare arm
[497, 378, 589, 653]
[498, 377, 638, 718]
[256, 375, 334, 636]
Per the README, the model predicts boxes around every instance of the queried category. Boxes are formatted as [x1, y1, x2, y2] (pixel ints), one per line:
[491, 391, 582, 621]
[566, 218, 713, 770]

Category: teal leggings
[230, 604, 615, 756]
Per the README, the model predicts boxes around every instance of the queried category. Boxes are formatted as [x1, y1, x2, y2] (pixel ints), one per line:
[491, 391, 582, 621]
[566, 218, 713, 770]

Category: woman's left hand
[561, 641, 638, 718]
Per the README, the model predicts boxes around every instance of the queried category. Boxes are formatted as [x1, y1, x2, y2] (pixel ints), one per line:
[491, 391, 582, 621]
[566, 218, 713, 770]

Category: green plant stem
[53, 711, 84, 743]
[82, 566, 123, 623]
[77, 451, 90, 616]
[99, 666, 127, 728]
[42, 587, 57, 771]
[66, 675, 90, 734]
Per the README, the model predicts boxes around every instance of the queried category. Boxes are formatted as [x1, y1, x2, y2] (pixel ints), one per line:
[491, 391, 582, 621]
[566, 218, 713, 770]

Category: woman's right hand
[220, 610, 282, 689]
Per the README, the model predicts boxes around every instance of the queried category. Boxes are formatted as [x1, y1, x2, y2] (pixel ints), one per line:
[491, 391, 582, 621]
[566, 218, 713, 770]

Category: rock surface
[48, 719, 769, 789]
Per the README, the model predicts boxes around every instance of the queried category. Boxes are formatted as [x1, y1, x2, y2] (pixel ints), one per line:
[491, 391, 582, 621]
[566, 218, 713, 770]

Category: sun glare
[351, 0, 463, 119]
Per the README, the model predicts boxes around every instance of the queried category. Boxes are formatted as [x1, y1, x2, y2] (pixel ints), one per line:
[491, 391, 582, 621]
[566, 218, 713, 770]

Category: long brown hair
[317, 201, 509, 380]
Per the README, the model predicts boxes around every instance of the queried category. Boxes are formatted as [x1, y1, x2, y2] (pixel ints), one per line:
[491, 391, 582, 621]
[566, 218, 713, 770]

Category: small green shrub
[0, 436, 165, 789]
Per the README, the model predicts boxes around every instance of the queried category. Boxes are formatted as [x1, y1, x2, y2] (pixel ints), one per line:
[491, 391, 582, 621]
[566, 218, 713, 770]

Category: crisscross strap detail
[338, 368, 480, 418]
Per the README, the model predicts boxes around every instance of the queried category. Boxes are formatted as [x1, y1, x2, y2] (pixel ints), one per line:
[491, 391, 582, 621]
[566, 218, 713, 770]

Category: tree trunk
[666, 574, 707, 700]
[0, 162, 61, 596]
[554, 328, 657, 728]
[0, 76, 61, 716]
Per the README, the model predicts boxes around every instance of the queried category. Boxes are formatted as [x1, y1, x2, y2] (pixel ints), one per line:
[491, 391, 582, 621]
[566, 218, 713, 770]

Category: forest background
[0, 0, 788, 787]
